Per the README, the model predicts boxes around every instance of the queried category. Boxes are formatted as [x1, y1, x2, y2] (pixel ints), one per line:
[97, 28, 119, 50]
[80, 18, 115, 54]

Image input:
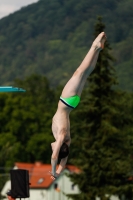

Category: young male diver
[50, 32, 106, 180]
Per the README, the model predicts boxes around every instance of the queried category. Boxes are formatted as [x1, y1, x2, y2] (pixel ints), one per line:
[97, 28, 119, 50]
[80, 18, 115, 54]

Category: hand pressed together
[49, 171, 59, 180]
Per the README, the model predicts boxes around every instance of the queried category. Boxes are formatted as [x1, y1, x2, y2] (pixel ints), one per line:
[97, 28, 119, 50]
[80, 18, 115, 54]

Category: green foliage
[0, 0, 133, 90]
[69, 18, 133, 200]
[0, 75, 56, 167]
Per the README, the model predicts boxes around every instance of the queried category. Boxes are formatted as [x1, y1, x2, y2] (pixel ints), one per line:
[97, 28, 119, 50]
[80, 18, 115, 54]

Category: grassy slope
[0, 0, 132, 91]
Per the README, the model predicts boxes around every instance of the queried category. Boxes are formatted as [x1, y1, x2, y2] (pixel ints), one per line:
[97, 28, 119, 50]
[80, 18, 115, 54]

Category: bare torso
[52, 101, 72, 143]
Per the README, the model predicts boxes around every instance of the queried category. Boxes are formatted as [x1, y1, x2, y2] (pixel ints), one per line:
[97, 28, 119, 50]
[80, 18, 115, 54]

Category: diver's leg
[61, 32, 106, 98]
[77, 52, 99, 96]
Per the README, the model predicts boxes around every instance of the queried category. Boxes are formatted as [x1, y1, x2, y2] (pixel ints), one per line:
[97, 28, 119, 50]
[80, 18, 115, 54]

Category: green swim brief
[60, 95, 80, 109]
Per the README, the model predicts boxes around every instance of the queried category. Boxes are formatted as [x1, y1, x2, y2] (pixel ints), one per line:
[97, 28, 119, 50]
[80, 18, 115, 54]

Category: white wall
[1, 170, 79, 200]
[1, 180, 12, 198]
[28, 189, 47, 200]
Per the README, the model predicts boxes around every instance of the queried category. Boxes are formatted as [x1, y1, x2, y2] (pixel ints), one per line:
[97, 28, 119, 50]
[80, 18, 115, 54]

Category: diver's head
[58, 143, 69, 159]
[51, 142, 69, 159]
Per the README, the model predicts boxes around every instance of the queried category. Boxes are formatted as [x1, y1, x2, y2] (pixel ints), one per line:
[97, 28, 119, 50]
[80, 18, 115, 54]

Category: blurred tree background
[0, 0, 133, 91]
[69, 17, 133, 200]
[0, 0, 133, 199]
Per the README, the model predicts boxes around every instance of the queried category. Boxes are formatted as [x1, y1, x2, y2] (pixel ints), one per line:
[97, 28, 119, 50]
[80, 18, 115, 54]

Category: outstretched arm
[56, 156, 68, 174]
[51, 135, 65, 178]
[50, 156, 69, 181]
[56, 139, 71, 174]
[50, 139, 71, 180]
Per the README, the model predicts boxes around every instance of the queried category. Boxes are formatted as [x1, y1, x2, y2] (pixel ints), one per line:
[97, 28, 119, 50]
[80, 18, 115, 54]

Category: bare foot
[92, 32, 106, 51]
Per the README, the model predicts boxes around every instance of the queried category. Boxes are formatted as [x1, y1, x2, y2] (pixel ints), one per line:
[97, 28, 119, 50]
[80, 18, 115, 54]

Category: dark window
[71, 183, 75, 190]
[54, 183, 58, 189]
